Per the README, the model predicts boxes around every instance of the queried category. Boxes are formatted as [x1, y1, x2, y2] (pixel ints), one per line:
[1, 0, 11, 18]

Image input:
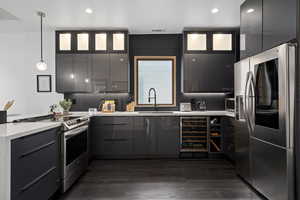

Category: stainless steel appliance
[180, 103, 192, 112]
[237, 43, 296, 200]
[234, 58, 251, 183]
[225, 98, 235, 112]
[61, 115, 90, 192]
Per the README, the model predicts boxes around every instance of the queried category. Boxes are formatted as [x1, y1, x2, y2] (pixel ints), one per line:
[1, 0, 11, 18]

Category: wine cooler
[180, 117, 208, 152]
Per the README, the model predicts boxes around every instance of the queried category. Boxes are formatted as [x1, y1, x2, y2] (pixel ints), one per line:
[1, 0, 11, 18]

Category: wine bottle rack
[209, 117, 222, 153]
[180, 117, 208, 152]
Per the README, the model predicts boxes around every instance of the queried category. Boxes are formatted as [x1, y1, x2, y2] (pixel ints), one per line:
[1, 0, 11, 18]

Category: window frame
[134, 56, 177, 107]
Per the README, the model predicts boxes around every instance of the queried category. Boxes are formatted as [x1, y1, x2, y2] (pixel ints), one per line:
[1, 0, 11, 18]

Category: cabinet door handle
[20, 141, 55, 158]
[20, 167, 56, 192]
[146, 119, 150, 137]
[103, 123, 128, 126]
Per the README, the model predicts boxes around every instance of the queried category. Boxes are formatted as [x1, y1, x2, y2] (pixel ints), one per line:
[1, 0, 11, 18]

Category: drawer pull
[20, 166, 56, 192]
[103, 123, 128, 126]
[104, 138, 128, 142]
[20, 141, 55, 158]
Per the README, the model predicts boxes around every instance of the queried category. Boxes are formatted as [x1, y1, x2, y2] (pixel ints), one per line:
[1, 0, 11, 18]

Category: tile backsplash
[65, 93, 228, 112]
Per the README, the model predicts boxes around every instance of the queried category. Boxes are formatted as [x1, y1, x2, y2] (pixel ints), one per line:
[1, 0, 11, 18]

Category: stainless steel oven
[61, 116, 89, 192]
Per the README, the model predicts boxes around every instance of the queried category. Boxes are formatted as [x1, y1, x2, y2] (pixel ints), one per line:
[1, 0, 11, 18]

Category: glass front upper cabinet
[213, 33, 233, 51]
[95, 33, 107, 51]
[112, 33, 125, 51]
[77, 33, 89, 51]
[187, 33, 207, 51]
[59, 33, 72, 51]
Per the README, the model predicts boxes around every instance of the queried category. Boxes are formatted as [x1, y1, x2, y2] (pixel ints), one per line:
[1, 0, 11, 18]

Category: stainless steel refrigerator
[234, 43, 296, 200]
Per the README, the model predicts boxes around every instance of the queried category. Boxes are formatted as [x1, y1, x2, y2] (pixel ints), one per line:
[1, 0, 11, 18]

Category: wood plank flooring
[58, 159, 263, 200]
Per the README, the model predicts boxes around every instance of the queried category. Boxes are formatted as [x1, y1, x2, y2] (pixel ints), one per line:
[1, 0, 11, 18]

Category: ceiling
[0, 0, 243, 34]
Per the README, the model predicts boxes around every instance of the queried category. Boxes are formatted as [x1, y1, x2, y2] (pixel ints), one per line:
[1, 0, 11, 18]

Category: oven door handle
[65, 125, 88, 139]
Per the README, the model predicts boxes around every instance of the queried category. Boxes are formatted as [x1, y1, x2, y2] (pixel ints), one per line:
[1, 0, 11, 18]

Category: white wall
[0, 30, 63, 115]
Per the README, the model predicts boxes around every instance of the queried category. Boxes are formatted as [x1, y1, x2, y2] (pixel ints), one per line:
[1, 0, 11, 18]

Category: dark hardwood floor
[58, 159, 262, 200]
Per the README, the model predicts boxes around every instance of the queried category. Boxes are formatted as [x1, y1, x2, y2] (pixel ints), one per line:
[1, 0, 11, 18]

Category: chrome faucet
[148, 88, 157, 111]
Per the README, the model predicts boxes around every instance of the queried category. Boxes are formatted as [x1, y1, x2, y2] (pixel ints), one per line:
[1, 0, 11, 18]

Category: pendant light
[36, 11, 47, 71]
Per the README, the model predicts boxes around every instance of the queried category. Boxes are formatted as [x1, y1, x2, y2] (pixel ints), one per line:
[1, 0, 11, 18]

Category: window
[213, 33, 232, 51]
[95, 33, 107, 51]
[135, 56, 176, 107]
[187, 33, 207, 51]
[59, 33, 71, 51]
[77, 33, 89, 51]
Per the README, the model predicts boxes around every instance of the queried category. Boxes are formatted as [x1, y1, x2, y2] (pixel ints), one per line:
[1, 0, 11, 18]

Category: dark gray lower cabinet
[91, 117, 133, 159]
[91, 116, 180, 159]
[222, 117, 235, 161]
[11, 128, 61, 200]
[133, 117, 180, 158]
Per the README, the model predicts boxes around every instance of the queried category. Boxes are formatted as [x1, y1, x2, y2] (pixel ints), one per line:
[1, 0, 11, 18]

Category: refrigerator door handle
[249, 73, 255, 133]
[244, 72, 252, 132]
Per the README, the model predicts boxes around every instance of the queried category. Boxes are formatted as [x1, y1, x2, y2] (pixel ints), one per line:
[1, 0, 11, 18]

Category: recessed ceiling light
[211, 8, 219, 14]
[247, 8, 255, 13]
[85, 8, 93, 14]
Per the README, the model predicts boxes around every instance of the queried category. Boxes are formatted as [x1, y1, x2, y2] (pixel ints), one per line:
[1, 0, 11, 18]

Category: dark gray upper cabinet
[11, 128, 61, 200]
[183, 54, 235, 93]
[240, 0, 297, 58]
[240, 0, 262, 59]
[56, 30, 128, 53]
[56, 54, 92, 93]
[262, 0, 297, 50]
[110, 54, 129, 92]
[57, 53, 129, 93]
[91, 54, 110, 92]
[56, 54, 75, 93]
[73, 54, 92, 93]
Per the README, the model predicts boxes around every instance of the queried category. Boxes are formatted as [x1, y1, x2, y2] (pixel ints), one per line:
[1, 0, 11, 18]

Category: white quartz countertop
[0, 122, 62, 140]
[7, 113, 53, 123]
[1, 110, 234, 140]
[90, 111, 235, 117]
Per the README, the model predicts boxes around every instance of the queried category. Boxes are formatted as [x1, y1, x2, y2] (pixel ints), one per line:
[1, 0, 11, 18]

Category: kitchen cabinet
[183, 54, 234, 93]
[11, 128, 61, 200]
[91, 116, 180, 159]
[56, 54, 92, 93]
[73, 54, 92, 93]
[91, 54, 110, 92]
[110, 54, 129, 92]
[56, 30, 128, 53]
[91, 117, 133, 158]
[156, 117, 180, 156]
[222, 117, 235, 161]
[133, 117, 180, 158]
[56, 32, 73, 53]
[240, 0, 297, 59]
[262, 0, 297, 50]
[111, 32, 127, 53]
[56, 54, 75, 93]
[57, 54, 129, 93]
[240, 0, 262, 59]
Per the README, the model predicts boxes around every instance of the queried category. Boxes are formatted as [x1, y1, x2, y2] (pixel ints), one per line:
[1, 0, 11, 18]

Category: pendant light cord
[40, 13, 43, 62]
